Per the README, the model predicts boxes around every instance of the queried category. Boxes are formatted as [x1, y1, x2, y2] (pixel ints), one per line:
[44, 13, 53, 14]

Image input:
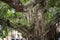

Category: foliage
[20, 0, 29, 4]
[0, 0, 60, 38]
[45, 0, 60, 24]
[0, 1, 29, 37]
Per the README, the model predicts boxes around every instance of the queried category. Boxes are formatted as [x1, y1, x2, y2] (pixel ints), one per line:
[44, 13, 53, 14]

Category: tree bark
[30, 3, 45, 40]
[0, 0, 57, 40]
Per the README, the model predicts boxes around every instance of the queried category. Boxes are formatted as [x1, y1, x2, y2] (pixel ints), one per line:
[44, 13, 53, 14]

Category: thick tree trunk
[32, 4, 45, 40]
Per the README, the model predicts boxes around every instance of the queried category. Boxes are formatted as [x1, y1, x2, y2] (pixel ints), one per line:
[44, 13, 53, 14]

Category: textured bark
[29, 3, 45, 40]
[32, 0, 46, 39]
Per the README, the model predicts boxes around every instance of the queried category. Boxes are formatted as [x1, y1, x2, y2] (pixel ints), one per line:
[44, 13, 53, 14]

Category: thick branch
[0, 0, 36, 12]
[0, 0, 25, 12]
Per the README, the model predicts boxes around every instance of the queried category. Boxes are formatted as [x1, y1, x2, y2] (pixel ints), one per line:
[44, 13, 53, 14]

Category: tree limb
[0, 0, 36, 12]
[0, 19, 30, 34]
[0, 0, 25, 12]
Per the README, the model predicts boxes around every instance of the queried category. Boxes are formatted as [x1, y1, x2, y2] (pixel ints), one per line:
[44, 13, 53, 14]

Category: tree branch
[0, 0, 36, 12]
[0, 0, 25, 12]
[0, 19, 30, 34]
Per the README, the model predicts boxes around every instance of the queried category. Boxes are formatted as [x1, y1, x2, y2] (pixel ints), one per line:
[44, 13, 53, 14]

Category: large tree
[0, 0, 60, 40]
[0, 0, 46, 40]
